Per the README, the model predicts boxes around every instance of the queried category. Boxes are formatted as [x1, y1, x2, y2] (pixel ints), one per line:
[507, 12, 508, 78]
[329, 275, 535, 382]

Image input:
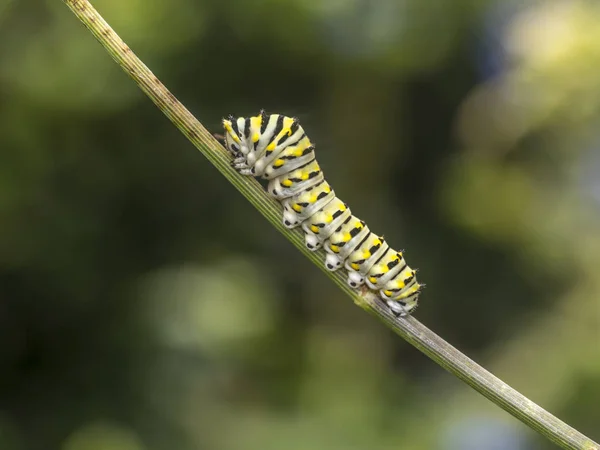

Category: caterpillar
[222, 111, 422, 316]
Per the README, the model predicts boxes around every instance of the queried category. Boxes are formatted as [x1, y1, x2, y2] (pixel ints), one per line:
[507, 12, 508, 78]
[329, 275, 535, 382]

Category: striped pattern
[223, 112, 421, 316]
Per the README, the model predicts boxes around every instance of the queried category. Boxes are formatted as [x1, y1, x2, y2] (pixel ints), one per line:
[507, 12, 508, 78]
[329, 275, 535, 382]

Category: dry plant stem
[62, 1, 599, 449]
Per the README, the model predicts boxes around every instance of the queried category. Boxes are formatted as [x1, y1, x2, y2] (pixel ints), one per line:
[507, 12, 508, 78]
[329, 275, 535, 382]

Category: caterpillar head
[222, 116, 244, 157]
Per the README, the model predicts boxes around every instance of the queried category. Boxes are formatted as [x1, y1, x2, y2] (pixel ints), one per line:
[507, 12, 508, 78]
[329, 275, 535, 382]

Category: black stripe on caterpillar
[222, 111, 422, 316]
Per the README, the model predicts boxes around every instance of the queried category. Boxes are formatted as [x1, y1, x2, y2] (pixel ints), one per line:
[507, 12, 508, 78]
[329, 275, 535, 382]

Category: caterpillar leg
[383, 282, 421, 316]
[281, 180, 335, 229]
[323, 216, 369, 272]
[282, 209, 302, 229]
[325, 253, 344, 271]
[386, 300, 412, 316]
[344, 234, 388, 289]
[304, 233, 322, 251]
[301, 197, 351, 251]
[236, 167, 253, 176]
[233, 165, 251, 175]
[347, 271, 364, 288]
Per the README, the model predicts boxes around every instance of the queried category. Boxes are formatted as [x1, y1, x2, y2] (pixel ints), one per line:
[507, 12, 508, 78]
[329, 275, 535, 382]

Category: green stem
[61, 1, 598, 449]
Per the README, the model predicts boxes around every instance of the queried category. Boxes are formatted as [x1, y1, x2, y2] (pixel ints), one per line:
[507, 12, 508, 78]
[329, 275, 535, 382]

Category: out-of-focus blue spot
[440, 416, 529, 450]
[474, 1, 523, 81]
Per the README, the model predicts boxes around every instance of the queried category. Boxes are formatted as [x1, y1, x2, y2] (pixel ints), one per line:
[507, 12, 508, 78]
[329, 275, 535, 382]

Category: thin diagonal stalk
[61, 1, 599, 449]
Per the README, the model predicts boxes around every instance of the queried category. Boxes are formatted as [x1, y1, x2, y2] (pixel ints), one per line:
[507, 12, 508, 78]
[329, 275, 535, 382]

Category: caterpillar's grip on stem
[222, 112, 421, 316]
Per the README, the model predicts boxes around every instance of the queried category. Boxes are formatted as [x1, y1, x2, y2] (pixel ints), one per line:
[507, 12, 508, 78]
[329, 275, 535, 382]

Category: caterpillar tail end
[386, 284, 422, 316]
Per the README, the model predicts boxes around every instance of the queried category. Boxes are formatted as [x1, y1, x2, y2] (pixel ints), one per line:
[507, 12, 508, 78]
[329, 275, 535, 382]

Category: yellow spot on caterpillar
[325, 214, 333, 223]
[274, 159, 284, 168]
[301, 172, 309, 180]
[397, 284, 420, 299]
[340, 204, 347, 211]
[310, 225, 319, 233]
[252, 133, 260, 142]
[382, 266, 389, 274]
[223, 121, 232, 132]
[293, 148, 304, 157]
[283, 117, 294, 129]
[282, 179, 293, 187]
[330, 244, 340, 253]
[383, 290, 393, 297]
[267, 143, 276, 151]
[362, 250, 371, 258]
[309, 194, 317, 203]
[351, 263, 360, 270]
[369, 276, 377, 283]
[292, 203, 302, 212]
[325, 186, 331, 193]
[342, 232, 351, 242]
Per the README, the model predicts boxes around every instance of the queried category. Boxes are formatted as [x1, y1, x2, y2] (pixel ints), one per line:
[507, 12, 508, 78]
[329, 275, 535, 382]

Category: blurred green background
[0, 0, 598, 449]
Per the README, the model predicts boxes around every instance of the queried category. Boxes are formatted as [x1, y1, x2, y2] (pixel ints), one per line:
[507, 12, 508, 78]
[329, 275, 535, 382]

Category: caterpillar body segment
[262, 141, 315, 180]
[267, 159, 324, 200]
[323, 216, 370, 271]
[365, 249, 407, 289]
[344, 233, 389, 288]
[223, 112, 421, 316]
[225, 113, 308, 177]
[301, 197, 351, 251]
[281, 180, 335, 228]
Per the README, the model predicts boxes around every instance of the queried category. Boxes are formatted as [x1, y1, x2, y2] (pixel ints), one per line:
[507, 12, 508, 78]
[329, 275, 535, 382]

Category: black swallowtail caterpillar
[222, 112, 422, 316]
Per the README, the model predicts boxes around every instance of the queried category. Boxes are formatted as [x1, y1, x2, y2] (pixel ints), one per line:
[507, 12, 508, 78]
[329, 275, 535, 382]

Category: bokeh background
[0, 0, 599, 449]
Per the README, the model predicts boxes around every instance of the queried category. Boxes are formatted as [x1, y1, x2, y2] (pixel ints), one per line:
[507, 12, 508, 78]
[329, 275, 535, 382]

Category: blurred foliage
[0, 0, 598, 449]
